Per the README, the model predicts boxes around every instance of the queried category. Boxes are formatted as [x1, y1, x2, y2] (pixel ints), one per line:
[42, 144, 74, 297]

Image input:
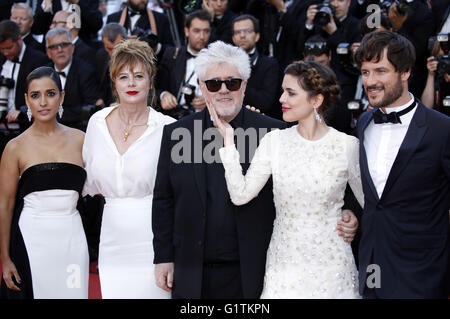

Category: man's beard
[128, 0, 147, 12]
[366, 75, 403, 109]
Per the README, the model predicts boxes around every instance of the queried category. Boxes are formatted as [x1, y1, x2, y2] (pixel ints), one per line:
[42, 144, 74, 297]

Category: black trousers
[201, 262, 243, 299]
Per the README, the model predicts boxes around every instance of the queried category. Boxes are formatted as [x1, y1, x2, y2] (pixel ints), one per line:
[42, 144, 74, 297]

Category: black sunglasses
[48, 42, 71, 50]
[204, 78, 243, 92]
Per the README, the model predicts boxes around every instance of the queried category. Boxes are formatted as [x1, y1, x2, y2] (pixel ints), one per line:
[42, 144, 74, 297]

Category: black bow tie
[129, 10, 141, 17]
[373, 102, 416, 124]
[12, 58, 20, 63]
[186, 50, 197, 59]
[58, 71, 66, 77]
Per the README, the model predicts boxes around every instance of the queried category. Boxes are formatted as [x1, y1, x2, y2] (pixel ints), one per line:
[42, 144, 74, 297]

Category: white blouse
[82, 106, 175, 198]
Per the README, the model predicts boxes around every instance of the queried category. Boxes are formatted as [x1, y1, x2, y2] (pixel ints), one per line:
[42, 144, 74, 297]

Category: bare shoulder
[62, 125, 85, 146]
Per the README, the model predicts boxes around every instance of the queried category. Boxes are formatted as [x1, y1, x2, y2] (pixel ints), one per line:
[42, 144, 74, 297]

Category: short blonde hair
[109, 39, 157, 105]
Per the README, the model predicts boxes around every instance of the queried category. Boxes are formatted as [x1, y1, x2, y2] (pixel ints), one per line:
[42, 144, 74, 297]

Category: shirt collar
[384, 93, 414, 114]
[72, 36, 79, 44]
[18, 42, 26, 62]
[56, 59, 72, 75]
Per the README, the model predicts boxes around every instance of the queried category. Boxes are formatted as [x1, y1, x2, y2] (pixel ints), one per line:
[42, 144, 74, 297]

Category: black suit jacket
[74, 37, 96, 67]
[22, 33, 45, 53]
[94, 47, 112, 106]
[156, 46, 188, 102]
[152, 108, 286, 298]
[33, 0, 102, 45]
[50, 56, 99, 125]
[0, 45, 49, 110]
[357, 101, 450, 298]
[209, 9, 237, 45]
[244, 52, 280, 118]
[106, 8, 173, 47]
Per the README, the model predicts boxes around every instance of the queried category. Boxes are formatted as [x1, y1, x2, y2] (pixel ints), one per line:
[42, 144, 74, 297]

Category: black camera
[437, 33, 449, 54]
[131, 27, 159, 49]
[314, 1, 336, 28]
[347, 99, 365, 116]
[304, 41, 329, 57]
[435, 55, 450, 77]
[336, 43, 352, 65]
[0, 76, 15, 121]
[379, 0, 413, 15]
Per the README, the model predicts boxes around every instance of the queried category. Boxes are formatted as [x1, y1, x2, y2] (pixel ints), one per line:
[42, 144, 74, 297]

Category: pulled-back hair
[26, 66, 63, 93]
[109, 39, 156, 105]
[284, 61, 340, 115]
[354, 30, 415, 73]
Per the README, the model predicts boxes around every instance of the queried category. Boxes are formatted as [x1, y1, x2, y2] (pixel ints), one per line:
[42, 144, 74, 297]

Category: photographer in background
[0, 20, 49, 133]
[380, 0, 434, 97]
[304, 0, 361, 105]
[107, 0, 174, 57]
[303, 34, 352, 133]
[232, 14, 280, 119]
[156, 9, 211, 119]
[421, 34, 450, 116]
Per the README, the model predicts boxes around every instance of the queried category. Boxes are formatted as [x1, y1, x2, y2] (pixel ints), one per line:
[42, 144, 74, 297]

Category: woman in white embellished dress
[209, 61, 364, 298]
[82, 40, 174, 298]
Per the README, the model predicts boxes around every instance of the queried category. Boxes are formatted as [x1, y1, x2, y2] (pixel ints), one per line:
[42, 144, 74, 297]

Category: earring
[58, 104, 64, 118]
[27, 107, 32, 122]
[314, 107, 322, 123]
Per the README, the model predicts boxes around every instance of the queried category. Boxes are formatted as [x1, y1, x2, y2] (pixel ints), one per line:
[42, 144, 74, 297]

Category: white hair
[194, 41, 251, 81]
[45, 27, 72, 47]
[11, 3, 33, 19]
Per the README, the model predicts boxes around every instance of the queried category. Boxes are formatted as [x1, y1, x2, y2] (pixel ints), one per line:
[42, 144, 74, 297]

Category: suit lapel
[381, 102, 428, 198]
[359, 110, 380, 201]
[192, 110, 207, 211]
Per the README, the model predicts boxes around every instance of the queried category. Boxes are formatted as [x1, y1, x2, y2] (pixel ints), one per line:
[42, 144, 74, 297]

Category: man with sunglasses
[152, 41, 359, 299]
[0, 20, 49, 133]
[45, 27, 100, 130]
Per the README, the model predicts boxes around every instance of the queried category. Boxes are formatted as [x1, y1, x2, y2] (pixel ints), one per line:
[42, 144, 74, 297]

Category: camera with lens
[167, 84, 196, 119]
[131, 27, 159, 49]
[437, 33, 449, 54]
[347, 99, 365, 117]
[0, 76, 15, 122]
[435, 55, 450, 78]
[313, 0, 336, 28]
[336, 43, 352, 65]
[304, 41, 329, 57]
[379, 0, 413, 15]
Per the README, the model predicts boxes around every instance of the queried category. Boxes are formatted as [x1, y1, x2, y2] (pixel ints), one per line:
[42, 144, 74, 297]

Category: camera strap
[177, 70, 196, 103]
[119, 7, 158, 36]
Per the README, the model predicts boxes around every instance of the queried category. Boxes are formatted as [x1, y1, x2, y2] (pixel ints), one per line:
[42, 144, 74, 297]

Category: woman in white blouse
[209, 61, 364, 298]
[82, 40, 175, 298]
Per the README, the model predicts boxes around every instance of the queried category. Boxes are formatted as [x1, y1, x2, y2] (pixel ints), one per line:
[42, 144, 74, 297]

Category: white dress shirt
[1, 43, 26, 112]
[55, 60, 72, 90]
[364, 93, 416, 198]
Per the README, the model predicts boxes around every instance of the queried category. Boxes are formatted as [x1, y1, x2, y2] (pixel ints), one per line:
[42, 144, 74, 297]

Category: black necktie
[373, 102, 416, 124]
[58, 71, 66, 77]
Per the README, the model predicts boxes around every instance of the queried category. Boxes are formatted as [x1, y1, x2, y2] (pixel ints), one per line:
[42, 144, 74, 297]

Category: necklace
[118, 106, 149, 142]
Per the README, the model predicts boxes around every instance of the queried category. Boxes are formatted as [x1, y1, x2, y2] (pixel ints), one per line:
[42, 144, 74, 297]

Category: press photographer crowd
[0, 0, 448, 300]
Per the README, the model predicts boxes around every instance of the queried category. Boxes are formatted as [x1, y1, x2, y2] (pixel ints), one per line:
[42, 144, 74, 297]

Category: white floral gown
[219, 126, 364, 299]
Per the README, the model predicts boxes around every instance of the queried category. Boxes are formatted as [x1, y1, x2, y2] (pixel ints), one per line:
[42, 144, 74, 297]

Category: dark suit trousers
[201, 262, 243, 299]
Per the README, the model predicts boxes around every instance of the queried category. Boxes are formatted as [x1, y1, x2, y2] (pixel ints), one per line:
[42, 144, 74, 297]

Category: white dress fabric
[19, 189, 89, 299]
[219, 126, 364, 299]
[82, 106, 175, 299]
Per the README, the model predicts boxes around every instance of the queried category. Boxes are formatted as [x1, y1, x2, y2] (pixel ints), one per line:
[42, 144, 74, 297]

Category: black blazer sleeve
[152, 124, 175, 263]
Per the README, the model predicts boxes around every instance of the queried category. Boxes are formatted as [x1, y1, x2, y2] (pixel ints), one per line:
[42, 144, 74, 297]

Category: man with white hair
[152, 41, 358, 298]
[10, 3, 44, 52]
